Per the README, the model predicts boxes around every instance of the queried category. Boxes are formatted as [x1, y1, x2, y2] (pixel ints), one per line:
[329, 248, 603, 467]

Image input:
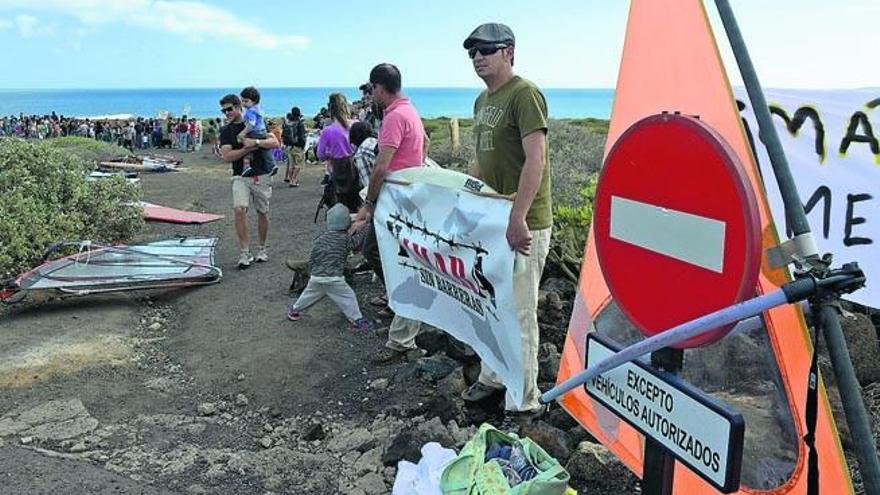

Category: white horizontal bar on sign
[610, 196, 726, 273]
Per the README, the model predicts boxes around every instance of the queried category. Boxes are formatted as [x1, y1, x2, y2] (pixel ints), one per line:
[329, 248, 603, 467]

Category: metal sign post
[642, 348, 684, 495]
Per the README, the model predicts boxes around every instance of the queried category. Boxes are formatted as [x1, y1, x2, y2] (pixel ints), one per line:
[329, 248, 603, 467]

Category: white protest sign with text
[736, 88, 879, 307]
[374, 169, 525, 406]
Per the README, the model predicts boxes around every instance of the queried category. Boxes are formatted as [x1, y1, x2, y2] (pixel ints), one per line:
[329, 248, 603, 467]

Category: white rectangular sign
[735, 88, 879, 308]
[585, 335, 744, 492]
[374, 169, 526, 406]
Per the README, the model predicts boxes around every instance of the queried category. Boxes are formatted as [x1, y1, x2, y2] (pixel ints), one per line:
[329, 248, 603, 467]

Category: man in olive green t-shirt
[460, 22, 552, 416]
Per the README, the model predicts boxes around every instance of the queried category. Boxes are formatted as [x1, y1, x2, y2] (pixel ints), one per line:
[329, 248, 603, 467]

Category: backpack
[330, 157, 361, 213]
[294, 121, 307, 148]
[281, 121, 295, 146]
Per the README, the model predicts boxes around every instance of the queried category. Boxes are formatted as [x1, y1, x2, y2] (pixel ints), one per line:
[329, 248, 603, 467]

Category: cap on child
[326, 203, 352, 231]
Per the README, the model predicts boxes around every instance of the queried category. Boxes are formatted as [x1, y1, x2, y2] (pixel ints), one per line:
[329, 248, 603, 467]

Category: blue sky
[0, 0, 877, 89]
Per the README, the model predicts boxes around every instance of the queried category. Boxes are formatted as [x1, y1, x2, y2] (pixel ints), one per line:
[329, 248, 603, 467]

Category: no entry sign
[594, 113, 761, 347]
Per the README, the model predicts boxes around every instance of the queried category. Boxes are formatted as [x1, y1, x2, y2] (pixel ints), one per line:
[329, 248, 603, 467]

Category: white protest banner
[374, 167, 526, 405]
[736, 88, 880, 308]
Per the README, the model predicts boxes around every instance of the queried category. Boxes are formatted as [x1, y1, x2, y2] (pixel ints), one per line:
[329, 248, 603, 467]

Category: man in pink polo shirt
[352, 63, 428, 364]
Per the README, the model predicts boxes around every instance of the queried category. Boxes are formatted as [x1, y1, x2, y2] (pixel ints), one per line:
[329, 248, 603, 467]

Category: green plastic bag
[440, 423, 571, 495]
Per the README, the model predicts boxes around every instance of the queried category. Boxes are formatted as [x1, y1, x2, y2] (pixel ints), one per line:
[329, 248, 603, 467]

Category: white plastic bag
[392, 442, 457, 495]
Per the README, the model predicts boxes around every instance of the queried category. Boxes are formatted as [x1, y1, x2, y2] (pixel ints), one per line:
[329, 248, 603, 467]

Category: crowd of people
[0, 112, 222, 153]
[221, 23, 553, 420]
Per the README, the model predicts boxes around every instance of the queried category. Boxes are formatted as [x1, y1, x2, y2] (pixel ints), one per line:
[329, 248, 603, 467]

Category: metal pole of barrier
[819, 303, 880, 492]
[714, 2, 880, 492]
[714, 0, 814, 244]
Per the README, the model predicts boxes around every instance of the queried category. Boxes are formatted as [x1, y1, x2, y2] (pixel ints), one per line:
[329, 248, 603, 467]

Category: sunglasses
[221, 106, 235, 114]
[468, 44, 507, 59]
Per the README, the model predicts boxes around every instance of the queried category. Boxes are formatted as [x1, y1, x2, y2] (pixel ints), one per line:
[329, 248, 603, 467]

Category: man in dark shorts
[218, 94, 279, 268]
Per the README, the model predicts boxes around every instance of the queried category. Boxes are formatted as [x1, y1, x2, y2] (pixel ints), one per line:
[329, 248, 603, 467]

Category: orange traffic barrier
[557, 1, 853, 493]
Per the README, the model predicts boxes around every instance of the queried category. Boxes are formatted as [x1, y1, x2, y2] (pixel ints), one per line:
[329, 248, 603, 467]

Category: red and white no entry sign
[594, 113, 761, 348]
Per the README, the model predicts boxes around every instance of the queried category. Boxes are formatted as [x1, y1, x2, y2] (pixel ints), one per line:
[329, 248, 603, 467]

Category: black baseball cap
[463, 23, 515, 49]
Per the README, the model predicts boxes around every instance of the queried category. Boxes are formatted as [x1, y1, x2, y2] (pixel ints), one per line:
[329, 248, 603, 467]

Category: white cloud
[13, 14, 54, 37]
[0, 0, 308, 51]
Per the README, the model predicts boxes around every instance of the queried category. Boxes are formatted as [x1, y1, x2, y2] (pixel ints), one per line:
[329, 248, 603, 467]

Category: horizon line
[0, 86, 614, 92]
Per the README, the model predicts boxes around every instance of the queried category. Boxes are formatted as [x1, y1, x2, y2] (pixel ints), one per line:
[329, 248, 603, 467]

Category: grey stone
[447, 420, 474, 448]
[226, 446, 331, 493]
[20, 436, 33, 445]
[565, 441, 636, 494]
[23, 416, 99, 442]
[538, 342, 562, 383]
[353, 472, 386, 495]
[148, 322, 162, 331]
[16, 399, 89, 427]
[197, 403, 217, 416]
[327, 427, 376, 453]
[368, 378, 389, 391]
[235, 394, 250, 407]
[416, 417, 455, 448]
[541, 277, 577, 299]
[436, 368, 466, 398]
[839, 312, 880, 385]
[518, 420, 573, 461]
[381, 431, 420, 466]
[0, 417, 27, 437]
[381, 419, 455, 467]
[395, 355, 459, 384]
[69, 442, 89, 453]
[342, 450, 361, 465]
[260, 436, 273, 448]
[353, 447, 382, 476]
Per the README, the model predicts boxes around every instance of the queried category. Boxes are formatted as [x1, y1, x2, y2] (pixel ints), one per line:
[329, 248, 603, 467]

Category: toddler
[286, 203, 372, 331]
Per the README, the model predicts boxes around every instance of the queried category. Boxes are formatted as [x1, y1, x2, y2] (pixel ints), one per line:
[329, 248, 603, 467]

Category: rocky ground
[1, 147, 878, 495]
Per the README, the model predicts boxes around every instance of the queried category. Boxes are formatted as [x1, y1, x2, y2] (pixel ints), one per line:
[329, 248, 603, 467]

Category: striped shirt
[309, 229, 368, 277]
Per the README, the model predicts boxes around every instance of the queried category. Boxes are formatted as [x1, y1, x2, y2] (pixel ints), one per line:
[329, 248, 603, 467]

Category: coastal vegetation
[0, 137, 142, 279]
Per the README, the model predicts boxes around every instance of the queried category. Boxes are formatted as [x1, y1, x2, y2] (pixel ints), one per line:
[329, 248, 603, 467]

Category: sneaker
[286, 307, 301, 321]
[351, 318, 372, 332]
[255, 247, 269, 262]
[461, 381, 505, 403]
[237, 250, 254, 269]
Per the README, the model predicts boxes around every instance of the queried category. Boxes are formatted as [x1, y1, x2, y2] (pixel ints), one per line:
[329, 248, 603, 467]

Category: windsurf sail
[141, 202, 224, 224]
[1, 237, 222, 302]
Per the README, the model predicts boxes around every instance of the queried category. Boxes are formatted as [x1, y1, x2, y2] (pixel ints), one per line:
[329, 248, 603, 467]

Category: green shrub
[553, 175, 597, 252]
[548, 120, 606, 208]
[48, 136, 129, 163]
[0, 138, 143, 279]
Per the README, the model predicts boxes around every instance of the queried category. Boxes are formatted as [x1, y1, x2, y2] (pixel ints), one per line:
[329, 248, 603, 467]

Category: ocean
[0, 87, 614, 120]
